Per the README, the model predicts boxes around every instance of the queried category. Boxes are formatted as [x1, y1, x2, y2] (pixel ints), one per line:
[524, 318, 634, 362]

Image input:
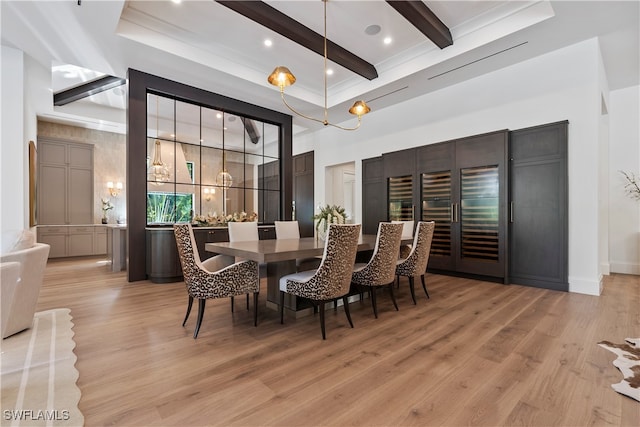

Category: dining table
[205, 234, 412, 314]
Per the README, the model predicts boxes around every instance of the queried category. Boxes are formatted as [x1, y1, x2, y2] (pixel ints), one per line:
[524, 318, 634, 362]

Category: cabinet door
[362, 157, 386, 235]
[509, 122, 568, 290]
[455, 131, 507, 278]
[68, 232, 94, 256]
[293, 152, 314, 237]
[418, 143, 455, 270]
[68, 168, 93, 224]
[94, 229, 107, 255]
[38, 233, 67, 258]
[383, 149, 417, 222]
[38, 164, 67, 225]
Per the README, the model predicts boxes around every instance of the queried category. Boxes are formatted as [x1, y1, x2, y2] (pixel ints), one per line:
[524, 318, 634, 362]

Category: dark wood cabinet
[258, 160, 280, 223]
[509, 121, 568, 291]
[293, 151, 314, 237]
[362, 156, 387, 235]
[146, 225, 274, 283]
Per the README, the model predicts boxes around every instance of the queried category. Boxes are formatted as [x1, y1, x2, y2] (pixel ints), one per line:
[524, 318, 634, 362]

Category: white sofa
[1, 230, 50, 338]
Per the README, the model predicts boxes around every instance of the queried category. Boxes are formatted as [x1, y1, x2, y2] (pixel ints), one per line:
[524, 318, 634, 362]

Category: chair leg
[246, 293, 250, 311]
[319, 302, 326, 340]
[409, 276, 417, 305]
[370, 287, 378, 318]
[253, 292, 259, 327]
[396, 274, 400, 288]
[342, 296, 354, 328]
[279, 291, 285, 324]
[182, 295, 193, 327]
[388, 283, 399, 311]
[334, 298, 338, 311]
[421, 274, 430, 299]
[230, 296, 234, 313]
[194, 299, 206, 339]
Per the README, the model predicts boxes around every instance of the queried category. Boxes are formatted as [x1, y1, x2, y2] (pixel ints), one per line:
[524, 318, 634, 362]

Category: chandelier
[147, 97, 171, 185]
[267, 0, 371, 131]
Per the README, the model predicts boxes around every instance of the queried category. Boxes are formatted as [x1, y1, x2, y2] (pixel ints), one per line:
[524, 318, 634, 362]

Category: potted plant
[101, 198, 114, 224]
[313, 204, 347, 240]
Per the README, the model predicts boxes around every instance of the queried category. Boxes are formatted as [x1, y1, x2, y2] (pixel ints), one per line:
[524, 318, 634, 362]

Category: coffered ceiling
[1, 1, 638, 135]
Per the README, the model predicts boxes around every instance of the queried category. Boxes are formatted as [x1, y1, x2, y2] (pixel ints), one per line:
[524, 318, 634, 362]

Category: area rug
[1, 309, 84, 426]
[598, 337, 640, 402]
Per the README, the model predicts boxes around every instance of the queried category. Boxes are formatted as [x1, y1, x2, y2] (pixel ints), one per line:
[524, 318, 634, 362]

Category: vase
[101, 218, 107, 224]
[317, 226, 327, 242]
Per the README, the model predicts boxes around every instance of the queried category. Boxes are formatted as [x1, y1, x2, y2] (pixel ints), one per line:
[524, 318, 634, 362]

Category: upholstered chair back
[283, 224, 360, 301]
[228, 222, 259, 242]
[391, 220, 414, 239]
[352, 222, 403, 287]
[274, 221, 301, 239]
[396, 221, 435, 277]
[173, 224, 259, 299]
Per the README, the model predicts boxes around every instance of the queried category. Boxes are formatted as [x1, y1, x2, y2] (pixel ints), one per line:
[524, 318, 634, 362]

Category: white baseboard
[568, 275, 602, 296]
[600, 262, 610, 276]
[610, 261, 640, 275]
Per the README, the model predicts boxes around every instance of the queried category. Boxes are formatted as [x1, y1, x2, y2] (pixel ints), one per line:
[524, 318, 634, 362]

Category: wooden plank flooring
[35, 257, 639, 426]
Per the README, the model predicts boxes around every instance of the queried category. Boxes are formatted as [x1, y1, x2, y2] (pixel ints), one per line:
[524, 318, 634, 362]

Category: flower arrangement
[313, 204, 347, 237]
[621, 171, 640, 201]
[101, 198, 114, 223]
[193, 211, 258, 226]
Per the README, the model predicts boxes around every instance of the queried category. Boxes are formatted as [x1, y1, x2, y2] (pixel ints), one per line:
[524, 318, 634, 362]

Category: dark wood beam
[386, 1, 453, 49]
[53, 75, 125, 106]
[215, 0, 378, 81]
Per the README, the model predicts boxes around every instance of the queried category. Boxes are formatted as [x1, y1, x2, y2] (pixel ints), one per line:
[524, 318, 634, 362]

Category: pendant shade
[267, 66, 296, 89]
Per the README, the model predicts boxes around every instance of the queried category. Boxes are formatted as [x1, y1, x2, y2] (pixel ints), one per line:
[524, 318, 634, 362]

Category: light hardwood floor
[36, 257, 639, 426]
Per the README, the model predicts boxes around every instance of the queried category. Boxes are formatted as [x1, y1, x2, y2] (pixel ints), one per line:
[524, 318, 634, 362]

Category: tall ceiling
[1, 0, 638, 135]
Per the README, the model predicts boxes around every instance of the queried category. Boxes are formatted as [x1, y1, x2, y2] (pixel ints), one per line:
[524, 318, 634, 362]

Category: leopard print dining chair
[351, 222, 404, 318]
[395, 221, 435, 304]
[278, 223, 361, 340]
[173, 223, 260, 338]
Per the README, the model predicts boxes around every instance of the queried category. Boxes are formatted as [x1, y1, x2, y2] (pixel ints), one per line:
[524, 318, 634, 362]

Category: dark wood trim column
[126, 69, 293, 282]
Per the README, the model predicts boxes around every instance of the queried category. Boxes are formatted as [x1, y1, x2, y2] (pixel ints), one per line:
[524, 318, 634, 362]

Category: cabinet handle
[454, 203, 459, 223]
[450, 204, 455, 223]
[412, 205, 415, 220]
[510, 202, 514, 223]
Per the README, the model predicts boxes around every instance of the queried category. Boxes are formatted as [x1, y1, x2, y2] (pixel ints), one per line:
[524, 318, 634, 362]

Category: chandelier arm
[280, 91, 328, 126]
[326, 117, 362, 131]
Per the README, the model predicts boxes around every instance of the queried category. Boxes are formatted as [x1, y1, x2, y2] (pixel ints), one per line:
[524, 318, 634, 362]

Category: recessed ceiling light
[365, 24, 381, 36]
[171, 0, 181, 4]
[326, 68, 334, 76]
[264, 39, 273, 47]
[216, 113, 222, 119]
[383, 37, 392, 45]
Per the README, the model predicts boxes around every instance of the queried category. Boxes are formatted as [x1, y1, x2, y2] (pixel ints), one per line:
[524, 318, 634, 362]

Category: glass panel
[224, 187, 243, 214]
[175, 183, 196, 222]
[263, 122, 279, 159]
[244, 153, 262, 189]
[147, 191, 176, 224]
[388, 175, 413, 221]
[263, 159, 279, 191]
[146, 137, 175, 186]
[176, 142, 200, 185]
[421, 171, 452, 257]
[243, 188, 258, 217]
[460, 165, 499, 262]
[201, 147, 223, 187]
[199, 186, 223, 217]
[175, 100, 200, 144]
[225, 150, 245, 188]
[224, 113, 245, 151]
[201, 107, 223, 149]
[244, 118, 263, 155]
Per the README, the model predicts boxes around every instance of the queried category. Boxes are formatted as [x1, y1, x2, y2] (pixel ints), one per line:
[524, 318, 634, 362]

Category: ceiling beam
[54, 75, 126, 106]
[215, 0, 378, 81]
[243, 118, 260, 144]
[386, 1, 452, 49]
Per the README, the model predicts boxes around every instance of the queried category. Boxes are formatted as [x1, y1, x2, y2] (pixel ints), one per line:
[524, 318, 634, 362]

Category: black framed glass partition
[145, 94, 281, 225]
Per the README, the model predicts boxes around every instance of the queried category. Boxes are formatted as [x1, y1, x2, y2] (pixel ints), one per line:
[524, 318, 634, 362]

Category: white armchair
[1, 243, 50, 338]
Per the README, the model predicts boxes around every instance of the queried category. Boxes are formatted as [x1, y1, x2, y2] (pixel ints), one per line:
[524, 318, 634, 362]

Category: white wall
[301, 39, 606, 295]
[1, 46, 27, 232]
[609, 86, 640, 274]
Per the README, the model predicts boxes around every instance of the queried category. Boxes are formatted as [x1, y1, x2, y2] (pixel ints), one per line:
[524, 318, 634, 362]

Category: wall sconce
[203, 187, 215, 201]
[107, 181, 123, 197]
